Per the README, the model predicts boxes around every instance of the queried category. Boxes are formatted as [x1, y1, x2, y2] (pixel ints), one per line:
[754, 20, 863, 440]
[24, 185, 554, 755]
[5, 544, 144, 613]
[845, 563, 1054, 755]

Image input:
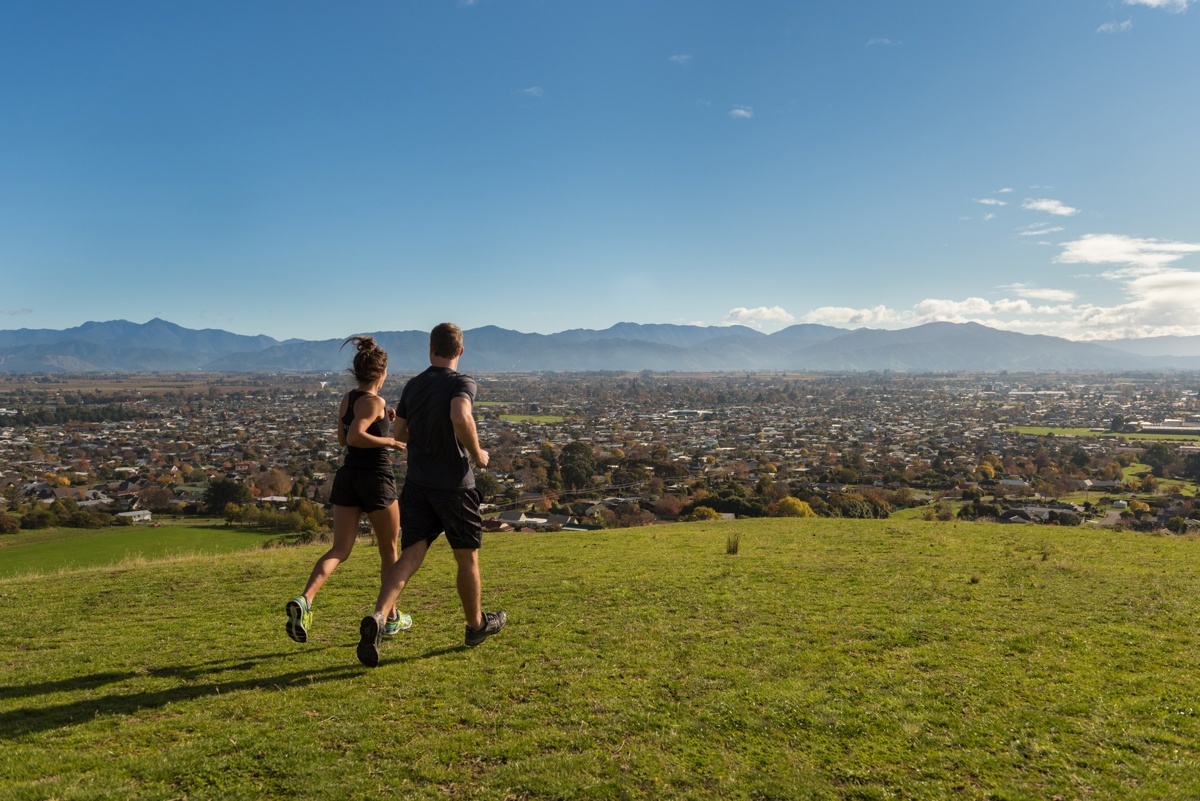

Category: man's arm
[394, 416, 409, 444]
[450, 396, 488, 468]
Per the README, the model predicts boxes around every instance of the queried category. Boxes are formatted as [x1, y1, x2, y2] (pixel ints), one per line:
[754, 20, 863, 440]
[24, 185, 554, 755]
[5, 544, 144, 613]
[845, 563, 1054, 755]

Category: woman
[286, 336, 411, 642]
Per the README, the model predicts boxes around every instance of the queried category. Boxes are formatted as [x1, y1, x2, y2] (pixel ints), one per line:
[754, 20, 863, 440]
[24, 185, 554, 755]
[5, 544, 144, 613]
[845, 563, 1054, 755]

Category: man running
[357, 322, 505, 667]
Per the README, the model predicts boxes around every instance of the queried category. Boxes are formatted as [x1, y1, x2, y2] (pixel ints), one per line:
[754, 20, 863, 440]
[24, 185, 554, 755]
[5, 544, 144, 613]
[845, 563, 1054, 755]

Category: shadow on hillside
[0, 649, 367, 738]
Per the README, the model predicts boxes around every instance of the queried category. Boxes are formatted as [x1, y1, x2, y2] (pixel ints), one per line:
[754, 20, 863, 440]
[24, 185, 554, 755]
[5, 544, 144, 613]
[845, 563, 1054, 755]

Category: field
[0, 521, 277, 580]
[1006, 426, 1200, 442]
[3, 519, 1200, 799]
[499, 414, 566, 424]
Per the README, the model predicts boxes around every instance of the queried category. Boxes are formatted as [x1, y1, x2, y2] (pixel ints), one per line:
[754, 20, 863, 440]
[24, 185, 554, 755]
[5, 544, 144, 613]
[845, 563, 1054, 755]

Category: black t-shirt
[396, 366, 477, 491]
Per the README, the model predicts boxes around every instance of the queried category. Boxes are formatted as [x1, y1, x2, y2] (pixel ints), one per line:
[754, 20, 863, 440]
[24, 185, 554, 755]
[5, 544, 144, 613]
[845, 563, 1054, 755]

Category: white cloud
[1055, 233, 1200, 272]
[1005, 284, 1077, 302]
[1022, 198, 1080, 216]
[983, 212, 997, 221]
[976, 198, 1007, 206]
[1018, 225, 1065, 237]
[520, 86, 544, 98]
[729, 106, 753, 119]
[804, 305, 908, 327]
[867, 37, 900, 46]
[997, 187, 1014, 193]
[724, 306, 795, 331]
[1098, 18, 1134, 32]
[668, 54, 692, 66]
[1124, 0, 1192, 11]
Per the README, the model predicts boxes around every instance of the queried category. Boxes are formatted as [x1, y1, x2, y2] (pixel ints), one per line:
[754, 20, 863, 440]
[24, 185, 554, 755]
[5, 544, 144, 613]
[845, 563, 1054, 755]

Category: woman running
[286, 336, 411, 642]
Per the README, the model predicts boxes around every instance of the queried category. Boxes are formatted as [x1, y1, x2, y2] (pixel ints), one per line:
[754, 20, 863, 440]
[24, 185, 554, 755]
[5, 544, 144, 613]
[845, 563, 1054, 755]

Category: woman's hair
[341, 336, 388, 384]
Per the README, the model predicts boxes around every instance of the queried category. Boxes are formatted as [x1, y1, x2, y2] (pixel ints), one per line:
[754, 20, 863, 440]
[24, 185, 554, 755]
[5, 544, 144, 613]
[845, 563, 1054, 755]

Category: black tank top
[342, 389, 391, 469]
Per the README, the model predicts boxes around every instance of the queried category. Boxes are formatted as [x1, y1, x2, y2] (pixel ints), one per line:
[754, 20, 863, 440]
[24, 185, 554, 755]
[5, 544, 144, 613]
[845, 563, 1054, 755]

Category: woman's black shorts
[329, 464, 396, 512]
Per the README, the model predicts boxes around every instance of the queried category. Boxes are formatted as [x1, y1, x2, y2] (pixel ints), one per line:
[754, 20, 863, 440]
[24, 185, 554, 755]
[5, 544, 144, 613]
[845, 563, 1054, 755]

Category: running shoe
[285, 596, 312, 643]
[465, 610, 507, 647]
[383, 610, 413, 636]
[357, 613, 384, 667]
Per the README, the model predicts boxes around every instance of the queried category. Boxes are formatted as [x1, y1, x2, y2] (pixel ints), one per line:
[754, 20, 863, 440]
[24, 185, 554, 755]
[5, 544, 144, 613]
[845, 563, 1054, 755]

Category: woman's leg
[300, 504, 361, 604]
[367, 500, 400, 618]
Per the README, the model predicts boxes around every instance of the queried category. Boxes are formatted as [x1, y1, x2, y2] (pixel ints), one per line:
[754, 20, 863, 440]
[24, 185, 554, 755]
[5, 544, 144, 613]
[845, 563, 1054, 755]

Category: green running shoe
[285, 596, 312, 643]
[383, 610, 413, 636]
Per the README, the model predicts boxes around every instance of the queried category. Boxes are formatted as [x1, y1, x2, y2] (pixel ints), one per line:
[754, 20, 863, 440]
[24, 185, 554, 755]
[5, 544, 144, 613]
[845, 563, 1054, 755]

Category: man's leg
[375, 538, 429, 618]
[452, 547, 483, 629]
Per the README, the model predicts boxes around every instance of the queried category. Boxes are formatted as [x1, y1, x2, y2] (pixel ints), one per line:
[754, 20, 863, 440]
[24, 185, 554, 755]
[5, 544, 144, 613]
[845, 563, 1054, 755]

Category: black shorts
[400, 483, 483, 550]
[329, 464, 396, 513]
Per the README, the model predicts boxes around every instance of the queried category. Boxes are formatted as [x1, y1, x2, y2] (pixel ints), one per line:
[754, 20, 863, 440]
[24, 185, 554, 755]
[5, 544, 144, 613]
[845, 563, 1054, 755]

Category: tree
[137, 485, 175, 513]
[0, 515, 19, 535]
[203, 477, 251, 516]
[777, 497, 816, 518]
[475, 471, 502, 502]
[559, 441, 598, 491]
[683, 505, 722, 522]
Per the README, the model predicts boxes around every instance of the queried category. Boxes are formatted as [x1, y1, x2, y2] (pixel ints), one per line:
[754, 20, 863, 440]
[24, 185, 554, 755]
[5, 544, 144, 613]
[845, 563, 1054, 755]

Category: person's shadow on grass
[1, 642, 472, 738]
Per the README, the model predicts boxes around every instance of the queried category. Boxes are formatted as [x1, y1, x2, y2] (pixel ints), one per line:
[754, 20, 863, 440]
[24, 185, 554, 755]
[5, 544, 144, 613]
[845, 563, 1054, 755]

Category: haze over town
[2, 1, 1198, 342]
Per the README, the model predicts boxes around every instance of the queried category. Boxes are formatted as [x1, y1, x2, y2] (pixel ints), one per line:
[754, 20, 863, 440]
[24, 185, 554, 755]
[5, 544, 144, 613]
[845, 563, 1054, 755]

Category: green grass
[1007, 426, 1200, 441]
[499, 414, 564, 423]
[3, 519, 1200, 799]
[0, 521, 277, 579]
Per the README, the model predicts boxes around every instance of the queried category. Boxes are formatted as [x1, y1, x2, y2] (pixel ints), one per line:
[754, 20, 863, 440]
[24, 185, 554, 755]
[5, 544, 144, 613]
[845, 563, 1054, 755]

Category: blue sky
[2, 0, 1197, 342]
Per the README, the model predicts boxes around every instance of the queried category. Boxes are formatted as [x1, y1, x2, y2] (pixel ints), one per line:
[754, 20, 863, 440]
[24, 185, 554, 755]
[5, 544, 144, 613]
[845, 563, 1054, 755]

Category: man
[356, 322, 505, 667]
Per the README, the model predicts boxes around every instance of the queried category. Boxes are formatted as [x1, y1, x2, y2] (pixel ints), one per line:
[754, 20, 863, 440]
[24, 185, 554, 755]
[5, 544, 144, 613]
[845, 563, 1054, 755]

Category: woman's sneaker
[465, 610, 506, 647]
[285, 596, 312, 643]
[384, 611, 413, 636]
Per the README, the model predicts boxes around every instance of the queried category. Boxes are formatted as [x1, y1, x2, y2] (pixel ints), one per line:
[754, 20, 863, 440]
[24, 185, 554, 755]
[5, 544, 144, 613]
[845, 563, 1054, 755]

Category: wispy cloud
[521, 86, 544, 98]
[983, 212, 997, 221]
[976, 198, 1007, 206]
[1, 308, 32, 316]
[724, 306, 795, 331]
[729, 105, 753, 119]
[1055, 233, 1200, 273]
[1022, 198, 1080, 217]
[1005, 283, 1077, 302]
[997, 187, 1014, 193]
[867, 37, 900, 46]
[1019, 224, 1066, 237]
[1124, 0, 1192, 11]
[668, 54, 692, 66]
[1098, 18, 1134, 33]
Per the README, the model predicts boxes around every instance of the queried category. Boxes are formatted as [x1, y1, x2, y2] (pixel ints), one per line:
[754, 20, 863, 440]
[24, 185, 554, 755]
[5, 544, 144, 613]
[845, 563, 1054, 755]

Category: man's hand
[473, 448, 489, 468]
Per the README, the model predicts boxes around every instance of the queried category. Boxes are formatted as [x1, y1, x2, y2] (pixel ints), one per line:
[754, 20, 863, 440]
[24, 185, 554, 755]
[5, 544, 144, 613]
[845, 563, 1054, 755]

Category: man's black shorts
[328, 464, 396, 513]
[400, 483, 483, 550]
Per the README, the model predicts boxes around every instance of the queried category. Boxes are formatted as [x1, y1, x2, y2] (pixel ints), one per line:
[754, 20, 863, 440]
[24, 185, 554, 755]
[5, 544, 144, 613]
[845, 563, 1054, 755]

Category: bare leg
[373, 538, 430, 617]
[366, 501, 399, 617]
[300, 504, 359, 604]
[453, 547, 483, 630]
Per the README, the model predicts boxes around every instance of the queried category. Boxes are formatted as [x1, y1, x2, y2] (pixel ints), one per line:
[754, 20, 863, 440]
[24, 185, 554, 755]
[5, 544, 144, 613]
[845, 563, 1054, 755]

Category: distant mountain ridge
[1, 318, 1198, 373]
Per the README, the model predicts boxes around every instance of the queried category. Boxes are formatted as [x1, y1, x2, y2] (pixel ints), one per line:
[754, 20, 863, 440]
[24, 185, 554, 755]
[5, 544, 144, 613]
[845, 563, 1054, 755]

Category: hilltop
[3, 318, 1200, 372]
[3, 518, 1199, 799]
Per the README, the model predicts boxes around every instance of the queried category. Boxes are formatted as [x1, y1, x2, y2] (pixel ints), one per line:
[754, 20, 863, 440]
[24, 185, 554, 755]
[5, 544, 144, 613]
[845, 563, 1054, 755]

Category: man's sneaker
[285, 596, 312, 643]
[383, 610, 413, 636]
[357, 613, 384, 667]
[465, 610, 506, 647]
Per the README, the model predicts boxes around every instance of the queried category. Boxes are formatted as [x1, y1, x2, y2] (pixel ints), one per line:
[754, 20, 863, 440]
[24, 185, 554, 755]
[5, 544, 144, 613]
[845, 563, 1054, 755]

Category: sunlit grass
[3, 519, 1200, 799]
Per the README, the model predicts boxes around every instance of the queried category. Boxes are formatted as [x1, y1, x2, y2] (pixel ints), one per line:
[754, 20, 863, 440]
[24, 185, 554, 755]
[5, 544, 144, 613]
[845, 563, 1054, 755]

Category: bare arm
[394, 416, 409, 444]
[346, 394, 406, 450]
[450, 396, 488, 468]
[336, 394, 350, 448]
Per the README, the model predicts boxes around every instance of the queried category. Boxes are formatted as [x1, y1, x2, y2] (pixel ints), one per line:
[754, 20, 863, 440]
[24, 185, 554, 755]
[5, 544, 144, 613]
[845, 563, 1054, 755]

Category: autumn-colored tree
[777, 497, 816, 518]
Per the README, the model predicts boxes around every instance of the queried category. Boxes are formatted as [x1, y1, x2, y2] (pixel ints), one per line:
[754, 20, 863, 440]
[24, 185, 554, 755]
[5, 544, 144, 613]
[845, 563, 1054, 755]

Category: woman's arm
[346, 394, 406, 450]
[336, 393, 350, 447]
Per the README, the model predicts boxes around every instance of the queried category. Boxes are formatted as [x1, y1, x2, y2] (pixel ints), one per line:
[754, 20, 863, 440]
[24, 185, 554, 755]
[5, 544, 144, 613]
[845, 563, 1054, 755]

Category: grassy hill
[2, 519, 1199, 799]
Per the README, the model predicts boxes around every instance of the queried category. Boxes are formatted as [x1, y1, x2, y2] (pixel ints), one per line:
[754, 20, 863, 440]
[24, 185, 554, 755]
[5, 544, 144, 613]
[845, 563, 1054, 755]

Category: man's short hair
[430, 323, 463, 359]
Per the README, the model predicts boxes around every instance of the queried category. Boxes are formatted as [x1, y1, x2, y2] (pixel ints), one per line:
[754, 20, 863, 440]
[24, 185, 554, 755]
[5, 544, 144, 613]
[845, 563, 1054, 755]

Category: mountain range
[1, 318, 1198, 373]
